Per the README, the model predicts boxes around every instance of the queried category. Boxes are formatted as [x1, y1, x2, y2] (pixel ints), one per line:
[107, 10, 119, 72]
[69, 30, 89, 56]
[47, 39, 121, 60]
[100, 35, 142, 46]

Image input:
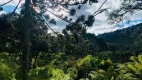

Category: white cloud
[0, 11, 6, 15]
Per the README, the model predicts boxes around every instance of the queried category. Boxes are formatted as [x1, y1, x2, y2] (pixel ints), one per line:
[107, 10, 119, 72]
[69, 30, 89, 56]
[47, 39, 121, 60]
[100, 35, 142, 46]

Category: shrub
[0, 62, 16, 80]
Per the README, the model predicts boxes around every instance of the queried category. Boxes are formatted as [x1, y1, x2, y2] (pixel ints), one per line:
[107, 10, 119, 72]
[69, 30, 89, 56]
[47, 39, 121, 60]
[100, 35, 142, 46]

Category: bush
[29, 65, 73, 80]
[0, 62, 16, 80]
[96, 51, 114, 60]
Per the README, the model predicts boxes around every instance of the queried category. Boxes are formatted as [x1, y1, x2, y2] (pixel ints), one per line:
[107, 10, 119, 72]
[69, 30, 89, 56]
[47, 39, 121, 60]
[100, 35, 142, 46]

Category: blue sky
[0, 0, 142, 35]
[2, 5, 21, 13]
[115, 19, 142, 27]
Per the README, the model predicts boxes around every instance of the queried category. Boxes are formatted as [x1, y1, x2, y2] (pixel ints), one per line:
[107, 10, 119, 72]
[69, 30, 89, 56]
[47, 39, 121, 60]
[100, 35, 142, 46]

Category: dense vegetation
[0, 0, 142, 80]
[99, 23, 142, 53]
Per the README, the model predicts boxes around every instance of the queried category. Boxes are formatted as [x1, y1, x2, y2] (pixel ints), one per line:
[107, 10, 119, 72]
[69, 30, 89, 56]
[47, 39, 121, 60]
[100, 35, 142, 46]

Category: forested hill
[98, 23, 142, 53]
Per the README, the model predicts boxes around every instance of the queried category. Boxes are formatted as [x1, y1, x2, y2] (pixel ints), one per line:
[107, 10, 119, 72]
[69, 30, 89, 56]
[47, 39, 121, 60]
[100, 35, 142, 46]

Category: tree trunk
[22, 0, 32, 80]
[22, 30, 30, 80]
[33, 55, 38, 68]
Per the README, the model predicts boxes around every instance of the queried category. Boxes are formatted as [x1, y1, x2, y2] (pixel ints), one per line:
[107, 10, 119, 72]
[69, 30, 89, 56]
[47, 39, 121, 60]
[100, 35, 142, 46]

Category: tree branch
[93, 0, 107, 16]
[41, 15, 59, 36]
[30, 6, 60, 36]
[133, 7, 142, 10]
[10, 0, 22, 16]
[46, 10, 72, 24]
[119, 1, 136, 17]
[59, 1, 86, 6]
[0, 0, 14, 6]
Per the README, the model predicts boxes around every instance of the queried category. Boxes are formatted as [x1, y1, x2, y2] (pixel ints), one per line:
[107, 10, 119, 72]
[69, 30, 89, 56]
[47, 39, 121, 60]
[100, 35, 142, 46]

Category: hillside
[99, 23, 142, 53]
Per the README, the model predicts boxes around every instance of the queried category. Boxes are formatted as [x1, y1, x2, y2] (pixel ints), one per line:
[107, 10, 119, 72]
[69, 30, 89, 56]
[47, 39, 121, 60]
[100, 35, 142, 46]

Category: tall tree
[21, 0, 33, 79]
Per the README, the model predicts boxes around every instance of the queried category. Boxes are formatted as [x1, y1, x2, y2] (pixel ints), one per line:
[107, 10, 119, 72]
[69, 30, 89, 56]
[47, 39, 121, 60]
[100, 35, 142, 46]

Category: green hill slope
[98, 23, 142, 53]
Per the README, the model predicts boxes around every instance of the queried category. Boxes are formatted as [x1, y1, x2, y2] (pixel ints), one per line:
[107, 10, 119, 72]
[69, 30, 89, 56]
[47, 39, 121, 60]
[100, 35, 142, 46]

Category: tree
[108, 0, 142, 24]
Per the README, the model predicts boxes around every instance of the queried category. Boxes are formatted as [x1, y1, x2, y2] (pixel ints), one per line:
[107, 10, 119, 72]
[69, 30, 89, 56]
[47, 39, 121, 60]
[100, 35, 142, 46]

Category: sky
[0, 0, 142, 35]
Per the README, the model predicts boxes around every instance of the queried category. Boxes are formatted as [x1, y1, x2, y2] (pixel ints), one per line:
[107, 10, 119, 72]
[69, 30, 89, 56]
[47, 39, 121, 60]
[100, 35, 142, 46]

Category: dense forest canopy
[0, 0, 142, 80]
[99, 23, 142, 53]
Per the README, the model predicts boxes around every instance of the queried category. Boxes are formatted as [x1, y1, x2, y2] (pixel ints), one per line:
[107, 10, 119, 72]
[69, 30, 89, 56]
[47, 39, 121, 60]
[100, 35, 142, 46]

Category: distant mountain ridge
[98, 23, 142, 53]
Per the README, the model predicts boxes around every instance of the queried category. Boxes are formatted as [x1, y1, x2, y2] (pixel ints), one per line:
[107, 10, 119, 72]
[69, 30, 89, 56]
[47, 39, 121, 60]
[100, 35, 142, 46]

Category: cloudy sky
[0, 0, 142, 35]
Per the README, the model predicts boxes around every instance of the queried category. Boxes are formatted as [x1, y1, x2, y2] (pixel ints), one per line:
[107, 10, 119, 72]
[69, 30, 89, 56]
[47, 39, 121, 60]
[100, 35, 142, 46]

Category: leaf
[44, 14, 50, 20]
[70, 8, 76, 16]
[49, 19, 56, 25]
[138, 55, 142, 64]
[85, 15, 95, 27]
[77, 5, 81, 10]
[91, 0, 98, 3]
[127, 63, 137, 72]
[130, 56, 138, 62]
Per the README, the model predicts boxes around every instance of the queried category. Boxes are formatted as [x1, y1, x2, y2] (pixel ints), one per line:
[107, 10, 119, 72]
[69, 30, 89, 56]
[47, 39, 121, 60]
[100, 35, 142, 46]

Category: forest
[0, 0, 142, 80]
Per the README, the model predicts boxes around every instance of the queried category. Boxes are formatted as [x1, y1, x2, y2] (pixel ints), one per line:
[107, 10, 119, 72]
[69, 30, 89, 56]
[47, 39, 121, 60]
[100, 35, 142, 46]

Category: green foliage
[1, 51, 142, 80]
[119, 55, 142, 79]
[29, 65, 53, 79]
[99, 23, 142, 53]
[1, 1, 142, 80]
[0, 53, 22, 80]
[0, 62, 16, 80]
[67, 67, 78, 79]
[96, 51, 114, 60]
[97, 51, 134, 63]
[30, 54, 102, 80]
[0, 8, 142, 80]
[77, 55, 101, 70]
[79, 54, 142, 80]
[50, 68, 72, 80]
[29, 65, 75, 80]
[88, 66, 117, 80]
[111, 55, 142, 80]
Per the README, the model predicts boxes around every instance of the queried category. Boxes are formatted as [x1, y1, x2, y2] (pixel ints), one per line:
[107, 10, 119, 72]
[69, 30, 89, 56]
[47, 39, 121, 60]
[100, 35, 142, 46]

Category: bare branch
[0, 0, 14, 6]
[46, 10, 72, 24]
[30, 6, 60, 36]
[107, 0, 137, 24]
[41, 15, 59, 36]
[118, 1, 136, 18]
[133, 7, 142, 10]
[59, 2, 86, 6]
[93, 0, 107, 16]
[11, 0, 22, 15]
